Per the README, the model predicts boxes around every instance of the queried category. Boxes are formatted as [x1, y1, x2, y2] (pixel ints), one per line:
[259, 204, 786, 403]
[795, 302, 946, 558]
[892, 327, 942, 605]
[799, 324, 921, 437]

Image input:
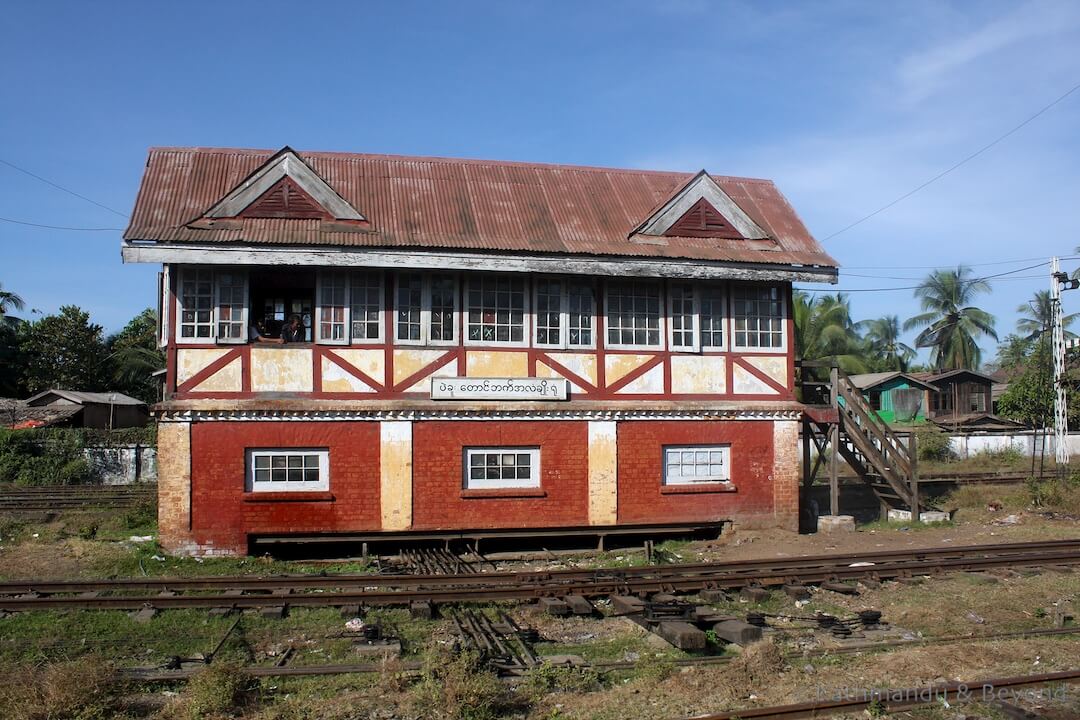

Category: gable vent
[239, 176, 330, 219]
[665, 198, 745, 239]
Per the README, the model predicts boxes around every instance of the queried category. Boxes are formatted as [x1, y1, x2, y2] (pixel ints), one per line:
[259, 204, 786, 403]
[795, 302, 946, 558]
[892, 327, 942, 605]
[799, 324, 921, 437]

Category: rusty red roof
[124, 147, 838, 269]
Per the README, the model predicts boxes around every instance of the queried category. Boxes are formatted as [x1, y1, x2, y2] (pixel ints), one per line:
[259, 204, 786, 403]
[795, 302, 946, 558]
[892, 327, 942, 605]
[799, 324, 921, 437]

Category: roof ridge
[143, 146, 776, 184]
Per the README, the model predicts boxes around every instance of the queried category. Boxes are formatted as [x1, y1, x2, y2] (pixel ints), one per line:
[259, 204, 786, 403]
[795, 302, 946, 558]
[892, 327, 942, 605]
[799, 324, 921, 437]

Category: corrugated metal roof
[848, 372, 939, 391]
[124, 147, 838, 269]
[25, 390, 146, 406]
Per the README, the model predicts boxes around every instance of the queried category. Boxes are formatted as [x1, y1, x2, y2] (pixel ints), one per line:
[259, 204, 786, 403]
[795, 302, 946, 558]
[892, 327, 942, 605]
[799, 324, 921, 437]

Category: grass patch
[0, 654, 125, 720]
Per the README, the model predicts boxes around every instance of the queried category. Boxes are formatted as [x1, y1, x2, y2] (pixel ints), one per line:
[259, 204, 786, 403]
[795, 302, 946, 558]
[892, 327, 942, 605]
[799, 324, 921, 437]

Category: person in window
[248, 319, 283, 344]
[282, 314, 306, 343]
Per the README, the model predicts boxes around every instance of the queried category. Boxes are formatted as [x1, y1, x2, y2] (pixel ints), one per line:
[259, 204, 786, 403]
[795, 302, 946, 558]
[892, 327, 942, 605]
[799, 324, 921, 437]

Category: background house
[847, 372, 936, 425]
[19, 390, 149, 429]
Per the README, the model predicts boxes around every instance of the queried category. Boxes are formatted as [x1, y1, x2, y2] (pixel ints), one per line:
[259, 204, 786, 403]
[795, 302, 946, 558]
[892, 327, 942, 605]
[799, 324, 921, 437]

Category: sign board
[430, 377, 569, 401]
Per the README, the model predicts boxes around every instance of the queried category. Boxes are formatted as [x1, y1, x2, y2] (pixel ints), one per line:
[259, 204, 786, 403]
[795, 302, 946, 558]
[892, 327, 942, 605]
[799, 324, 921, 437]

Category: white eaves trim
[202, 148, 365, 221]
[634, 171, 768, 240]
[121, 243, 838, 284]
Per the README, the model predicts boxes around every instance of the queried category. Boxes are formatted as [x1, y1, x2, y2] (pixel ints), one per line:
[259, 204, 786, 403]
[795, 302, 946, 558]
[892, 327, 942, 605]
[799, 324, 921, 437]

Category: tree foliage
[858, 315, 916, 372]
[904, 266, 997, 371]
[107, 308, 165, 404]
[19, 305, 108, 394]
[793, 291, 866, 373]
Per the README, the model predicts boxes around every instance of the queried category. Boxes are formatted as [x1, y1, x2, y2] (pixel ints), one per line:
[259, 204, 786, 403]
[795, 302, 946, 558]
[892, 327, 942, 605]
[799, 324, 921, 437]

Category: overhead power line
[822, 79, 1080, 242]
[797, 260, 1052, 294]
[0, 215, 125, 231]
[0, 157, 129, 218]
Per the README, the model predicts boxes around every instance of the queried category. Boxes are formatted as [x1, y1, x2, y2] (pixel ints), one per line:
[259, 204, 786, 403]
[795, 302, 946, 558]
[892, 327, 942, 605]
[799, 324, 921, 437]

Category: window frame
[603, 279, 665, 351]
[394, 272, 460, 347]
[730, 283, 787, 352]
[463, 446, 541, 490]
[699, 282, 728, 351]
[662, 444, 732, 485]
[666, 282, 701, 353]
[176, 267, 218, 345]
[315, 270, 350, 345]
[464, 274, 530, 348]
[348, 270, 385, 344]
[246, 448, 330, 493]
[532, 276, 596, 350]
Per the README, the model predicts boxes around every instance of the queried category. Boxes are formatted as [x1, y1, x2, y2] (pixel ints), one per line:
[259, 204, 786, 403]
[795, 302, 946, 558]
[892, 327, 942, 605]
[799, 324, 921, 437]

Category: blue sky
[2, 0, 1079, 363]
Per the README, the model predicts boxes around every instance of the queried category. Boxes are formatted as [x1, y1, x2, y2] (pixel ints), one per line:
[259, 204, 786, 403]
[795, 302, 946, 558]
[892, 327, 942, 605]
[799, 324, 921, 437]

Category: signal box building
[122, 146, 838, 555]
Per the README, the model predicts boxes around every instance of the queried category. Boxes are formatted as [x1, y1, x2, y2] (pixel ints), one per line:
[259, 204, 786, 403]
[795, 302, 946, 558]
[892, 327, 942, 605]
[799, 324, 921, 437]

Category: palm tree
[793, 291, 867, 374]
[858, 315, 916, 371]
[904, 266, 997, 371]
[1016, 289, 1078, 341]
[0, 282, 25, 328]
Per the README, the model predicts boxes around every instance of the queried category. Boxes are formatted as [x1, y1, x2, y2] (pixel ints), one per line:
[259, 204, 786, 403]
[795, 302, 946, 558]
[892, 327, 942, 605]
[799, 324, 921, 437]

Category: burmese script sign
[430, 377, 570, 401]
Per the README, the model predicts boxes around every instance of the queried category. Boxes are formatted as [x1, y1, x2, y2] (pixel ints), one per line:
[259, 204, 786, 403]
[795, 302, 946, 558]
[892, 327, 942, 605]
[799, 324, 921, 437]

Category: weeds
[0, 655, 122, 720]
[522, 663, 604, 700]
[411, 649, 518, 720]
[174, 660, 252, 719]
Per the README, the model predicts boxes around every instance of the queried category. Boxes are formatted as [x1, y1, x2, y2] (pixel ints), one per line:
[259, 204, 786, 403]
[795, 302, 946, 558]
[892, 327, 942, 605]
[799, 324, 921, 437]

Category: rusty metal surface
[124, 147, 838, 268]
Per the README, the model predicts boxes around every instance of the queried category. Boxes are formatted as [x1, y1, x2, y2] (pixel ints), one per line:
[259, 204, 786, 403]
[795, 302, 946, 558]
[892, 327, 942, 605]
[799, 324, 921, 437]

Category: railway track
[0, 484, 155, 511]
[1, 538, 1077, 612]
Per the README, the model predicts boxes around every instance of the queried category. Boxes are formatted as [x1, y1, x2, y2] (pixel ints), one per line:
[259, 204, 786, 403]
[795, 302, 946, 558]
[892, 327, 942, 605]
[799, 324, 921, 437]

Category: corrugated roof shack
[122, 146, 838, 556]
[8, 390, 149, 430]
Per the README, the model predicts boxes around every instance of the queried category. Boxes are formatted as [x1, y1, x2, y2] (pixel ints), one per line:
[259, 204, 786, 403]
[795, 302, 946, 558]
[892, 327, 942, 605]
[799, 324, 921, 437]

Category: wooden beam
[122, 244, 839, 284]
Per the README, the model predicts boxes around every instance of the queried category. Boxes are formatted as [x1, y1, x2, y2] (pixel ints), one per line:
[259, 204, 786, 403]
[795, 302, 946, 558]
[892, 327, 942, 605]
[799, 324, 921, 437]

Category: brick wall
[412, 421, 589, 530]
[188, 421, 381, 554]
[616, 420, 776, 526]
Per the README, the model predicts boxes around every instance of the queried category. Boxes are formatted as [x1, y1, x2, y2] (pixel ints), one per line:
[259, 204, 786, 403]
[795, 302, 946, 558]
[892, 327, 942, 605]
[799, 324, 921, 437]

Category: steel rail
[687, 668, 1080, 720]
[2, 538, 1077, 596]
[119, 627, 1080, 682]
[1, 548, 1077, 611]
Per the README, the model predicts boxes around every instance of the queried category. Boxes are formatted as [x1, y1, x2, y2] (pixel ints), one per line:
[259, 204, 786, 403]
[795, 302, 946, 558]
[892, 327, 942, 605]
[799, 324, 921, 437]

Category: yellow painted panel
[604, 354, 652, 384]
[732, 363, 778, 395]
[328, 349, 385, 386]
[615, 363, 664, 394]
[380, 421, 413, 531]
[465, 351, 529, 378]
[536, 361, 588, 395]
[743, 355, 788, 388]
[250, 348, 313, 392]
[321, 356, 375, 393]
[588, 421, 618, 525]
[393, 349, 451, 385]
[405, 358, 460, 393]
[671, 356, 726, 394]
[191, 357, 242, 393]
[541, 352, 597, 385]
[177, 348, 231, 385]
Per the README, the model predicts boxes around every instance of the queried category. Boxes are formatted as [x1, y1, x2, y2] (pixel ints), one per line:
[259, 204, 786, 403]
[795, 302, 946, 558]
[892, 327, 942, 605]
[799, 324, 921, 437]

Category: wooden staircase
[800, 362, 922, 518]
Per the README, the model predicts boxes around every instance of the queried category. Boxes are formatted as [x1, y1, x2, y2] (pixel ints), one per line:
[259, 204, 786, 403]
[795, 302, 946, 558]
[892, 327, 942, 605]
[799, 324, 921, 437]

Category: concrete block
[698, 589, 730, 603]
[712, 619, 763, 646]
[816, 515, 855, 533]
[887, 509, 950, 524]
[131, 605, 158, 623]
[821, 581, 859, 595]
[740, 587, 770, 603]
[410, 601, 433, 620]
[538, 597, 570, 617]
[783, 585, 811, 601]
[261, 605, 287, 619]
[563, 595, 594, 616]
[611, 595, 647, 615]
[340, 604, 362, 618]
[650, 593, 679, 604]
[656, 621, 706, 650]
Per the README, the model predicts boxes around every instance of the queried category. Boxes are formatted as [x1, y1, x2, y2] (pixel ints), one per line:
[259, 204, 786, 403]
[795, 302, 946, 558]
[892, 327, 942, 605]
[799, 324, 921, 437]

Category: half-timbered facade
[123, 146, 838, 555]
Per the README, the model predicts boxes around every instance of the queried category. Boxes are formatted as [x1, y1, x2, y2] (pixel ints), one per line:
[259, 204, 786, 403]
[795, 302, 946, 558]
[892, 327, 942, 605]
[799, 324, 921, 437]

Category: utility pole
[1050, 257, 1077, 467]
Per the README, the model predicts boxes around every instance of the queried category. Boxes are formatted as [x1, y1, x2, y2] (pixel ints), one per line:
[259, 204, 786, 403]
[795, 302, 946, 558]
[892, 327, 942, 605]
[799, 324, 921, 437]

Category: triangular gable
[239, 176, 329, 219]
[203, 147, 365, 221]
[666, 197, 745, 239]
[633, 170, 768, 239]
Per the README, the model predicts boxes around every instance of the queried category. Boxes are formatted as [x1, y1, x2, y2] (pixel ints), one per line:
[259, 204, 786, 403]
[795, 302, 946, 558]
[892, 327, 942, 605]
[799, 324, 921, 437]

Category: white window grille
[178, 268, 215, 342]
[395, 273, 458, 345]
[606, 280, 662, 349]
[663, 445, 731, 484]
[247, 449, 329, 492]
[464, 447, 540, 489]
[700, 285, 726, 349]
[732, 285, 785, 349]
[466, 275, 527, 346]
[349, 271, 384, 342]
[668, 283, 699, 352]
[534, 279, 595, 349]
[316, 271, 349, 344]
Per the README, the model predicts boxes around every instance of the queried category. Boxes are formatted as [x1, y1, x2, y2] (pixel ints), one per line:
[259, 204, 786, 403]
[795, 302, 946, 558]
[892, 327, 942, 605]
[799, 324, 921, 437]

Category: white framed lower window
[463, 447, 540, 489]
[663, 445, 731, 484]
[247, 449, 329, 492]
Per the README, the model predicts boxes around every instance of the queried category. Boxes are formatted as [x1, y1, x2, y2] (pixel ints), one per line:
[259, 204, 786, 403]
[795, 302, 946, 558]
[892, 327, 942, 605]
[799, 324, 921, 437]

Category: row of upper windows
[173, 268, 787, 351]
